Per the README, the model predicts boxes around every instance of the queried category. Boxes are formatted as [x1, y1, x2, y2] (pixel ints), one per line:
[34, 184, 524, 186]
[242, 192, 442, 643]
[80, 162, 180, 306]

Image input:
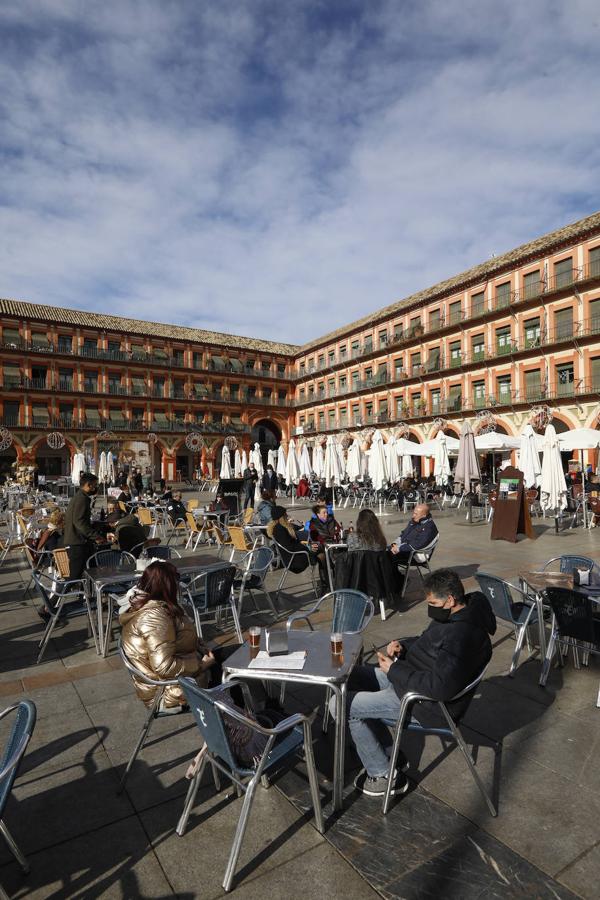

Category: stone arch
[250, 418, 282, 468]
[550, 413, 574, 433]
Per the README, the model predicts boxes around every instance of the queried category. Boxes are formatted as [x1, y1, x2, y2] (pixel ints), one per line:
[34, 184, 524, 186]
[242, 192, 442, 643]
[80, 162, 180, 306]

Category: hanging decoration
[46, 432, 66, 450]
[97, 431, 116, 443]
[338, 432, 353, 451]
[529, 405, 553, 431]
[225, 435, 238, 451]
[474, 410, 497, 435]
[147, 432, 158, 444]
[394, 423, 410, 439]
[185, 432, 204, 452]
[0, 428, 13, 452]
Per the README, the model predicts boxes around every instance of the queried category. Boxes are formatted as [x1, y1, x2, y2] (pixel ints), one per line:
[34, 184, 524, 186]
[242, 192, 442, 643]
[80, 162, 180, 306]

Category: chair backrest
[474, 573, 518, 624]
[543, 555, 594, 575]
[0, 700, 37, 817]
[228, 526, 251, 552]
[144, 545, 177, 560]
[87, 549, 135, 569]
[243, 507, 254, 525]
[248, 545, 274, 575]
[205, 565, 237, 609]
[186, 512, 199, 532]
[52, 547, 71, 578]
[118, 501, 127, 513]
[543, 587, 596, 643]
[328, 590, 373, 633]
[178, 678, 238, 770]
[213, 524, 230, 546]
[137, 507, 153, 527]
[187, 499, 199, 511]
[413, 534, 439, 562]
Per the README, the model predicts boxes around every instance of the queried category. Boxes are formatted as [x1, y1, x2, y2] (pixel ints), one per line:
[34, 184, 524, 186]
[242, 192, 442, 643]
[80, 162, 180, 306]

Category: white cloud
[0, 0, 599, 344]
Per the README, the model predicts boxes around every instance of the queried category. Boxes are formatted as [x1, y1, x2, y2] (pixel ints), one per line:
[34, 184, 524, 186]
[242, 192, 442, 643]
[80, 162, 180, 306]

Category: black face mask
[428, 603, 451, 623]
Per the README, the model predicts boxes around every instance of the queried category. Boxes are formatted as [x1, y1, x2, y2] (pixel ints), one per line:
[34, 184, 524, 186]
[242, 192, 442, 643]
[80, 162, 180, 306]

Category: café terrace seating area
[0, 487, 598, 899]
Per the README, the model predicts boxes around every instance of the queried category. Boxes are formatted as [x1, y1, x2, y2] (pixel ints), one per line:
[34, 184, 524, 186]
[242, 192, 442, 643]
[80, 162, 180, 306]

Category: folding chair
[0, 701, 37, 899]
[175, 679, 323, 893]
[397, 535, 439, 600]
[475, 573, 538, 674]
[382, 667, 497, 817]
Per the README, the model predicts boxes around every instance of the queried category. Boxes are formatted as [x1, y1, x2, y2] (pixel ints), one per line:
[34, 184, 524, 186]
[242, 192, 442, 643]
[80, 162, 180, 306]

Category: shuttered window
[555, 257, 573, 289]
[554, 308, 573, 340]
[524, 370, 542, 401]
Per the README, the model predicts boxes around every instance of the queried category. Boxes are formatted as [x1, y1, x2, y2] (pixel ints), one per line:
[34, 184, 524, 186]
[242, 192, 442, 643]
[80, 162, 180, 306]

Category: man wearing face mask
[64, 472, 115, 580]
[341, 568, 496, 798]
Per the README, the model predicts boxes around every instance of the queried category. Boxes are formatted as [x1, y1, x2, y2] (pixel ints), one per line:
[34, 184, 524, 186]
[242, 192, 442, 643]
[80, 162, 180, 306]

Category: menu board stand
[490, 466, 536, 543]
[217, 478, 243, 517]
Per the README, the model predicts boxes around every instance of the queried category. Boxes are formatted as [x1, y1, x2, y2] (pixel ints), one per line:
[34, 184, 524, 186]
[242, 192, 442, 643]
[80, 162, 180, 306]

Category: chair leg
[36, 596, 66, 664]
[259, 585, 278, 616]
[303, 721, 324, 834]
[229, 594, 244, 644]
[223, 776, 258, 892]
[509, 623, 528, 676]
[102, 594, 114, 658]
[176, 757, 207, 836]
[0, 821, 29, 873]
[379, 599, 386, 621]
[117, 689, 163, 794]
[322, 686, 332, 732]
[441, 709, 497, 817]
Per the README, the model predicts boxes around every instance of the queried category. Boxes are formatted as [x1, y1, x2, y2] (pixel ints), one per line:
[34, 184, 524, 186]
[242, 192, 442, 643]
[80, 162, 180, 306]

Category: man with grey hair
[390, 503, 438, 564]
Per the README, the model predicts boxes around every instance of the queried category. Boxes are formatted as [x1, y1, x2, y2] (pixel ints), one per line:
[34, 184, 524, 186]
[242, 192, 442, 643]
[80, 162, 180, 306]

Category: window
[363, 335, 373, 352]
[473, 380, 486, 408]
[589, 246, 600, 279]
[317, 382, 325, 398]
[108, 374, 122, 394]
[589, 298, 600, 333]
[246, 359, 255, 371]
[554, 308, 573, 340]
[317, 354, 325, 368]
[428, 347, 440, 371]
[31, 332, 50, 348]
[497, 375, 511, 401]
[3, 401, 19, 426]
[449, 340, 462, 367]
[523, 270, 541, 299]
[556, 363, 574, 396]
[409, 317, 422, 335]
[328, 378, 335, 396]
[395, 396, 406, 417]
[429, 309, 441, 331]
[261, 360, 270, 373]
[173, 378, 185, 398]
[263, 387, 272, 399]
[394, 358, 404, 379]
[339, 407, 347, 424]
[85, 405, 100, 423]
[173, 349, 185, 366]
[430, 389, 441, 412]
[339, 344, 347, 359]
[524, 369, 542, 401]
[524, 317, 541, 348]
[58, 334, 72, 353]
[193, 352, 202, 369]
[592, 357, 600, 389]
[351, 371, 359, 389]
[32, 403, 48, 426]
[471, 291, 485, 317]
[496, 282, 511, 309]
[339, 375, 347, 390]
[471, 334, 485, 361]
[448, 384, 462, 410]
[554, 257, 573, 289]
[84, 371, 98, 392]
[299, 362, 305, 375]
[3, 328, 20, 347]
[449, 300, 462, 324]
[379, 329, 388, 346]
[318, 411, 325, 427]
[307, 358, 314, 372]
[377, 363, 387, 382]
[131, 344, 145, 360]
[495, 326, 511, 354]
[328, 409, 336, 427]
[308, 384, 314, 398]
[230, 383, 239, 400]
[365, 402, 373, 421]
[393, 322, 404, 340]
[410, 352, 421, 374]
[277, 363, 286, 376]
[411, 392, 421, 415]
[278, 389, 287, 401]
[3, 364, 20, 387]
[351, 340, 360, 357]
[352, 404, 360, 424]
[247, 386, 256, 399]
[328, 350, 335, 364]
[153, 377, 165, 397]
[131, 376, 146, 396]
[364, 368, 373, 383]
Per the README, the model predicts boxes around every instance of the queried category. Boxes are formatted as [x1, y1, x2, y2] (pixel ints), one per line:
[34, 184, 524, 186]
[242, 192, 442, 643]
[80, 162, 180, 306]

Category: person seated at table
[113, 511, 160, 557]
[267, 506, 321, 574]
[337, 568, 496, 797]
[208, 493, 229, 515]
[35, 509, 65, 559]
[119, 561, 235, 712]
[106, 499, 124, 527]
[117, 483, 134, 511]
[346, 508, 388, 552]
[309, 502, 342, 546]
[390, 503, 438, 564]
[254, 489, 276, 525]
[166, 491, 187, 525]
[296, 475, 310, 499]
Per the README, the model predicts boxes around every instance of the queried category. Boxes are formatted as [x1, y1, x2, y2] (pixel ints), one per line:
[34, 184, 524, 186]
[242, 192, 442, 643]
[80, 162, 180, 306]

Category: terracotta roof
[0, 299, 298, 356]
[298, 209, 600, 354]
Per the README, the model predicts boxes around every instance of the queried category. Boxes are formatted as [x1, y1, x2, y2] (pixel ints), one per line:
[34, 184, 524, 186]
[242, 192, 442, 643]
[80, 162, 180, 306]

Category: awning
[153, 348, 168, 359]
[31, 333, 50, 347]
[3, 364, 20, 377]
[85, 408, 100, 421]
[229, 358, 242, 371]
[3, 329, 20, 344]
[108, 409, 125, 422]
[153, 411, 169, 423]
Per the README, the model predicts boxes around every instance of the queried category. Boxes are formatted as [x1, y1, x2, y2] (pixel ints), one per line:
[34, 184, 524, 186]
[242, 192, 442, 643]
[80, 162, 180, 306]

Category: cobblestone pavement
[0, 495, 598, 898]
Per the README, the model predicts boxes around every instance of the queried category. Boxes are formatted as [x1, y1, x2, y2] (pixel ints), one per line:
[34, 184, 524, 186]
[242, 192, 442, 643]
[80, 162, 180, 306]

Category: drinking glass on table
[249, 626, 261, 648]
[330, 632, 343, 655]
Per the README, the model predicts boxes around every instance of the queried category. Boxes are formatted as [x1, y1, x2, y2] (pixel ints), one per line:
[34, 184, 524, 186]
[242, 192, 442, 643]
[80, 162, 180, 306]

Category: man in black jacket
[390, 503, 438, 563]
[345, 568, 496, 798]
[242, 463, 258, 510]
[64, 473, 114, 579]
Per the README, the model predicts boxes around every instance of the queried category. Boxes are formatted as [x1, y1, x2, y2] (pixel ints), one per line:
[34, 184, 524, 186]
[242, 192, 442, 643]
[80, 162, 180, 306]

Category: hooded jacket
[386, 591, 496, 718]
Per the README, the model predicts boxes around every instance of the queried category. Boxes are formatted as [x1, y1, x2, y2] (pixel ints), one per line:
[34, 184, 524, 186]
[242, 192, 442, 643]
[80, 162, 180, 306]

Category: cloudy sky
[1, 1, 599, 345]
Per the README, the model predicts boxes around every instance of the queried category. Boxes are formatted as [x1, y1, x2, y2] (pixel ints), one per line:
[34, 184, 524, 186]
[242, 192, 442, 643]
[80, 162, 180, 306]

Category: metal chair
[0, 701, 37, 899]
[235, 547, 278, 619]
[116, 644, 188, 794]
[475, 573, 538, 674]
[272, 539, 319, 601]
[32, 570, 98, 663]
[382, 667, 497, 817]
[397, 535, 439, 600]
[175, 678, 323, 893]
[542, 555, 595, 575]
[539, 587, 600, 703]
[86, 549, 136, 569]
[134, 544, 181, 560]
[181, 565, 241, 642]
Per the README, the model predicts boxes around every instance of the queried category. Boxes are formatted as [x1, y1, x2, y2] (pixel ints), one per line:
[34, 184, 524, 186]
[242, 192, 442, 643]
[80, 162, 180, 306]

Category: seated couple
[335, 568, 496, 797]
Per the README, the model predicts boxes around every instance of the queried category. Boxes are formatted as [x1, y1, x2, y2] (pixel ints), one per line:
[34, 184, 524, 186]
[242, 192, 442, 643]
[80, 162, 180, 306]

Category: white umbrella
[346, 440, 362, 482]
[540, 423, 568, 516]
[107, 453, 115, 486]
[368, 431, 388, 492]
[220, 445, 233, 479]
[286, 439, 301, 494]
[433, 432, 452, 486]
[267, 448, 277, 469]
[419, 435, 460, 456]
[518, 424, 542, 489]
[474, 432, 521, 451]
[335, 442, 346, 480]
[250, 442, 264, 477]
[385, 436, 400, 485]
[71, 452, 86, 486]
[299, 443, 312, 478]
[313, 442, 325, 479]
[276, 445, 287, 480]
[234, 449, 243, 478]
[241, 449, 249, 472]
[97, 451, 107, 484]
[557, 428, 600, 526]
[455, 421, 480, 493]
[396, 438, 417, 478]
[323, 435, 343, 510]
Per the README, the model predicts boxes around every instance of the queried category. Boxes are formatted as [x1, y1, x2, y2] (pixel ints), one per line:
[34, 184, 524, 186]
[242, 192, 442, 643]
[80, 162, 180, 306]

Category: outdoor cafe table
[222, 629, 363, 811]
[518, 569, 600, 683]
[84, 552, 230, 657]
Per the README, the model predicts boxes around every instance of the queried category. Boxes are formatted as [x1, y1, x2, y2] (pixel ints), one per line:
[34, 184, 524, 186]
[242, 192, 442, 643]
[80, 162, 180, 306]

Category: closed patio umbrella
[518, 424, 542, 489]
[286, 439, 301, 504]
[324, 435, 343, 508]
[433, 432, 452, 486]
[455, 421, 480, 493]
[220, 445, 233, 479]
[276, 445, 287, 481]
[335, 441, 346, 480]
[299, 442, 312, 478]
[234, 449, 243, 478]
[540, 423, 568, 523]
[71, 452, 86, 486]
[312, 442, 325, 479]
[385, 436, 400, 485]
[346, 440, 362, 482]
[267, 448, 277, 469]
[241, 449, 249, 472]
[368, 430, 388, 492]
[250, 443, 264, 477]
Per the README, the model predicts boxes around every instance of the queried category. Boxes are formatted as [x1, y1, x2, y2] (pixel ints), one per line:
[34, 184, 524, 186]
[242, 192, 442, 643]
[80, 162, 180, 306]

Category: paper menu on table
[248, 651, 307, 670]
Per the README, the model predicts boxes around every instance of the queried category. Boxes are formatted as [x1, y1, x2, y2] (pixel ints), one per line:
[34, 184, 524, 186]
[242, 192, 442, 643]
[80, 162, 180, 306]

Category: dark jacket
[309, 516, 340, 545]
[398, 515, 438, 551]
[115, 514, 147, 555]
[335, 548, 403, 605]
[261, 470, 278, 493]
[386, 591, 496, 718]
[243, 467, 258, 496]
[255, 499, 275, 525]
[64, 490, 102, 547]
[167, 499, 187, 524]
[272, 523, 310, 573]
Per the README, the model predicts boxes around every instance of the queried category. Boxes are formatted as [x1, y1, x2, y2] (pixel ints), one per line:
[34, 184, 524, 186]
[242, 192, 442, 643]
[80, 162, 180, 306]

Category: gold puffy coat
[120, 600, 209, 708]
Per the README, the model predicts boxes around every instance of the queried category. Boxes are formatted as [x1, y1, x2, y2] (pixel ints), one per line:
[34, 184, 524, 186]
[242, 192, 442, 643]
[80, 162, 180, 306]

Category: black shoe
[353, 770, 409, 798]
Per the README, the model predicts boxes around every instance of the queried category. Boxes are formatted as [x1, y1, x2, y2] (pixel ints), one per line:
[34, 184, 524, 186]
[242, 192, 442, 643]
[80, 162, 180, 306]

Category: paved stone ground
[0, 495, 599, 898]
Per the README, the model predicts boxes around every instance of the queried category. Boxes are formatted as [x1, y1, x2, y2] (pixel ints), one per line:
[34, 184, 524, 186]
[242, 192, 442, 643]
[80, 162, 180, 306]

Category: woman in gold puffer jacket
[119, 560, 215, 709]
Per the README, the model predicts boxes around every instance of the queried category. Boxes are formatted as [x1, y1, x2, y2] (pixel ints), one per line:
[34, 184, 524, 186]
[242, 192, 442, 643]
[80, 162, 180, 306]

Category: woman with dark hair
[119, 561, 218, 712]
[309, 502, 341, 546]
[346, 508, 387, 552]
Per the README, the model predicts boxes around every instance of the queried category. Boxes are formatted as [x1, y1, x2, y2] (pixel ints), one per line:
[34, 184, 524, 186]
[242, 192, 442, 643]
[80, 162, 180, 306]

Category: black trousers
[67, 541, 96, 580]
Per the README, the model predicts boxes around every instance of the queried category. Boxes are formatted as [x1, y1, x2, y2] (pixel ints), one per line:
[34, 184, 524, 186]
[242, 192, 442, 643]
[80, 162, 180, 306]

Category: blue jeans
[346, 666, 404, 778]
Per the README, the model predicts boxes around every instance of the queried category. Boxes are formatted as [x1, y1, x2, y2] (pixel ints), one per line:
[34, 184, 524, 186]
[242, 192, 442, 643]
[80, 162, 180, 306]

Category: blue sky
[1, 0, 599, 344]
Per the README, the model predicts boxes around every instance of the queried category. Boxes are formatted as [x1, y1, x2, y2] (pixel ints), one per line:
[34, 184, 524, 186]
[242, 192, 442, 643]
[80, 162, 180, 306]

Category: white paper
[248, 651, 306, 671]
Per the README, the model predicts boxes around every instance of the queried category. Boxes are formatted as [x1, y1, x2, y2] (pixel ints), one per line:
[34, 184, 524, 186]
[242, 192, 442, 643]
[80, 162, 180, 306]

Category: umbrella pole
[581, 448, 587, 528]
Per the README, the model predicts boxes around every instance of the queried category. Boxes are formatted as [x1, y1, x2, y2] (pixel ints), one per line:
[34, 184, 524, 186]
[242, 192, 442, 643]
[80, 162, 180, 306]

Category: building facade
[2, 209, 600, 480]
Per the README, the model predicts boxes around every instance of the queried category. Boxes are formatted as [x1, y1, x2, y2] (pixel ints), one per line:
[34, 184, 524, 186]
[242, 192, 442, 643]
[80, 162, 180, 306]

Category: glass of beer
[330, 632, 343, 655]
[249, 626, 261, 648]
